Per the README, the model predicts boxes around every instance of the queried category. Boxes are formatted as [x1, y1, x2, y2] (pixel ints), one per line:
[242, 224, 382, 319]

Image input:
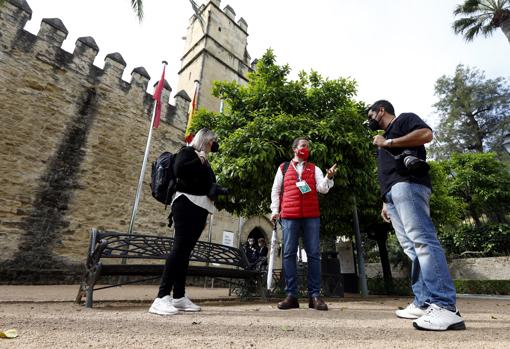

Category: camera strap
[380, 147, 399, 160]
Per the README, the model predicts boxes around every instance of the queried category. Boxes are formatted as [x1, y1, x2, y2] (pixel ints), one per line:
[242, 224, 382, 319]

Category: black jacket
[174, 146, 215, 196]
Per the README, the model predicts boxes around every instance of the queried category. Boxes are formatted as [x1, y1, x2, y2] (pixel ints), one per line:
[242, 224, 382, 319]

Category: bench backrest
[90, 229, 250, 269]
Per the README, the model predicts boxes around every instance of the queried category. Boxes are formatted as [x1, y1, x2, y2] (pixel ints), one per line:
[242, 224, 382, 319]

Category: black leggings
[157, 195, 208, 299]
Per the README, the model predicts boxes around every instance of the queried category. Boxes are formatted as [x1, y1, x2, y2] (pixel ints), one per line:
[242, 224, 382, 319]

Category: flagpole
[127, 61, 168, 236]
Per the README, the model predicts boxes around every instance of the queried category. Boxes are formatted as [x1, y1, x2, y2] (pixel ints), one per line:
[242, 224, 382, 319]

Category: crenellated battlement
[178, 0, 251, 113]
[38, 18, 68, 46]
[0, 0, 190, 125]
[187, 1, 249, 34]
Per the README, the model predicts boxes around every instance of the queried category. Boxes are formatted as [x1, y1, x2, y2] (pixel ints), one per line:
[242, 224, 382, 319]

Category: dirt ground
[0, 286, 509, 348]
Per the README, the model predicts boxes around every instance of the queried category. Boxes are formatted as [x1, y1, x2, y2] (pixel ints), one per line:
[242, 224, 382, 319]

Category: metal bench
[75, 229, 264, 307]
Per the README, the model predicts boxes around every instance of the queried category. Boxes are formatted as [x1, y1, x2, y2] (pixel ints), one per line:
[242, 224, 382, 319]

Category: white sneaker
[395, 303, 427, 319]
[413, 304, 466, 331]
[172, 296, 201, 312]
[149, 295, 179, 316]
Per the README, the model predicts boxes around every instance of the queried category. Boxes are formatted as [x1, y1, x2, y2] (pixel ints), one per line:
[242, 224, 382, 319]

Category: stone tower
[176, 0, 252, 112]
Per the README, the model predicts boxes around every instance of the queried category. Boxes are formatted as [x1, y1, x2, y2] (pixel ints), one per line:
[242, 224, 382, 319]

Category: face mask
[367, 110, 382, 131]
[296, 147, 310, 160]
[210, 141, 219, 152]
[367, 118, 381, 131]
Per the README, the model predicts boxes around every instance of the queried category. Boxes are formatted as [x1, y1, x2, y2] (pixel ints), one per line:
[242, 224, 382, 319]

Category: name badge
[296, 180, 311, 194]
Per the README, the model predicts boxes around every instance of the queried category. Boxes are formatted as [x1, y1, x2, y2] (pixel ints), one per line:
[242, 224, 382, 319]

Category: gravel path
[1, 294, 509, 348]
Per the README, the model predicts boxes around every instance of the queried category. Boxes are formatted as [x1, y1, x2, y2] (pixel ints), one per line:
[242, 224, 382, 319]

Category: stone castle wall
[0, 0, 194, 281]
[0, 0, 278, 283]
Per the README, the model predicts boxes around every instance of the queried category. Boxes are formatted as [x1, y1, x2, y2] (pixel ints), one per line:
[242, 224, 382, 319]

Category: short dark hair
[292, 137, 309, 149]
[369, 100, 395, 116]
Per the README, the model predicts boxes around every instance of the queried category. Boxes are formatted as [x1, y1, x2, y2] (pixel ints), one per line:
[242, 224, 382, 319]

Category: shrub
[440, 223, 510, 257]
[454, 280, 510, 295]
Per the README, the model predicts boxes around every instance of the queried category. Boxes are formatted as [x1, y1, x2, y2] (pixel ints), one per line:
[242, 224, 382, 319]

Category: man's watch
[384, 138, 393, 147]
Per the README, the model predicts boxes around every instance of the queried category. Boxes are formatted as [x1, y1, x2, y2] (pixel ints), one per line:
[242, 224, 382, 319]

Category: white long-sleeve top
[270, 161, 334, 215]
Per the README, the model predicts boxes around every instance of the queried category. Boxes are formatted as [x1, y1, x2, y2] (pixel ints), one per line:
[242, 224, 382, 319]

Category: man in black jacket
[367, 100, 465, 331]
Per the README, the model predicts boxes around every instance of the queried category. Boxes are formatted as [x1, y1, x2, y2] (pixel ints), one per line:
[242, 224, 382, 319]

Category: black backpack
[150, 151, 178, 208]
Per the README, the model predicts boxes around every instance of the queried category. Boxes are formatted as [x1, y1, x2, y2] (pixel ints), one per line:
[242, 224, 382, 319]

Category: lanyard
[290, 161, 304, 181]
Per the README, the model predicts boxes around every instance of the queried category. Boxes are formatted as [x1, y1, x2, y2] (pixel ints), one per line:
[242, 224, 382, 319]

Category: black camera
[208, 182, 229, 199]
[394, 150, 430, 176]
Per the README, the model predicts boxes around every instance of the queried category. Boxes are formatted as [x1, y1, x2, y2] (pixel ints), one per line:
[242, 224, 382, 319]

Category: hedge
[367, 278, 510, 296]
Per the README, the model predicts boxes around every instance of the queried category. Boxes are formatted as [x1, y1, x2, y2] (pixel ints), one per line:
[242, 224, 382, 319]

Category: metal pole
[204, 209, 214, 288]
[352, 195, 368, 297]
[127, 104, 157, 236]
[207, 210, 214, 244]
[127, 61, 167, 236]
[237, 216, 244, 248]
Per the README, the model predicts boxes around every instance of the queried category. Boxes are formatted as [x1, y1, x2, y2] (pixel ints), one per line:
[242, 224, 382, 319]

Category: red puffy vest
[280, 162, 320, 219]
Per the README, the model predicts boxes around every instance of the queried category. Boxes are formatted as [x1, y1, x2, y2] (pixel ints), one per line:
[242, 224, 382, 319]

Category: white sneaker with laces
[172, 296, 201, 312]
[413, 304, 466, 331]
[395, 303, 427, 319]
[149, 295, 178, 316]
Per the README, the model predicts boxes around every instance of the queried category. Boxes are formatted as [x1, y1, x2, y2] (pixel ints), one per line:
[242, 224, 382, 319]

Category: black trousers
[158, 195, 208, 299]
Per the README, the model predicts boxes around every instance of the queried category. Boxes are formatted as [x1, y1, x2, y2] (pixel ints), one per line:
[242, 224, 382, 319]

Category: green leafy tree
[428, 161, 465, 229]
[453, 0, 510, 44]
[191, 50, 378, 238]
[442, 152, 510, 227]
[440, 223, 510, 256]
[431, 65, 510, 160]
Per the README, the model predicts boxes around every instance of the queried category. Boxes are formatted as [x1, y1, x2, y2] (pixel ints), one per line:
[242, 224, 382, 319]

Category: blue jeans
[281, 218, 321, 298]
[385, 182, 456, 311]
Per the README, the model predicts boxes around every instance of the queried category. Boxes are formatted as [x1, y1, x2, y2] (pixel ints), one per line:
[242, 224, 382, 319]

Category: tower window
[218, 27, 222, 32]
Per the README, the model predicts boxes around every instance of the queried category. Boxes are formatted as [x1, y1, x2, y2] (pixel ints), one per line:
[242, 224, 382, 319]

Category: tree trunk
[501, 18, 510, 45]
[466, 112, 484, 152]
[469, 205, 482, 228]
[376, 235, 394, 294]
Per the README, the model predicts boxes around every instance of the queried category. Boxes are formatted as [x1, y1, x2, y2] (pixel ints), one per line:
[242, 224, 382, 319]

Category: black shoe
[277, 295, 299, 310]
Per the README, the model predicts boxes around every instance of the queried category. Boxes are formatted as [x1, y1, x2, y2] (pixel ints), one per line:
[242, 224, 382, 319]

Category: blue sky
[25, 0, 509, 127]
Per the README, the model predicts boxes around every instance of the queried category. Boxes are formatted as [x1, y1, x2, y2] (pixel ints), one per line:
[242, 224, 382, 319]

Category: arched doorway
[243, 227, 267, 262]
[247, 227, 267, 243]
[240, 216, 281, 269]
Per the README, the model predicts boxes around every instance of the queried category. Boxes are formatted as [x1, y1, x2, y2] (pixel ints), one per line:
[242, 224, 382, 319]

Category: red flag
[152, 65, 166, 129]
[185, 82, 199, 143]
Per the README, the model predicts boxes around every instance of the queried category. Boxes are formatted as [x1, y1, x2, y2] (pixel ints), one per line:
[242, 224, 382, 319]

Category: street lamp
[503, 134, 510, 154]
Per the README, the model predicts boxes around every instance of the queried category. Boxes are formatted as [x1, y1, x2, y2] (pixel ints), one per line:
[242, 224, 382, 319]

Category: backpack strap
[278, 161, 291, 214]
[279, 161, 290, 194]
[282, 161, 290, 176]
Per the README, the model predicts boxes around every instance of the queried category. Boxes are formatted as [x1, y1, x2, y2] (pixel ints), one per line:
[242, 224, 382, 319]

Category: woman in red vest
[270, 137, 337, 311]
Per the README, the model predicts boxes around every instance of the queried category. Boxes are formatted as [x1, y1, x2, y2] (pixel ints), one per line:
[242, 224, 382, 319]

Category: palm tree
[130, 0, 144, 21]
[452, 0, 510, 44]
